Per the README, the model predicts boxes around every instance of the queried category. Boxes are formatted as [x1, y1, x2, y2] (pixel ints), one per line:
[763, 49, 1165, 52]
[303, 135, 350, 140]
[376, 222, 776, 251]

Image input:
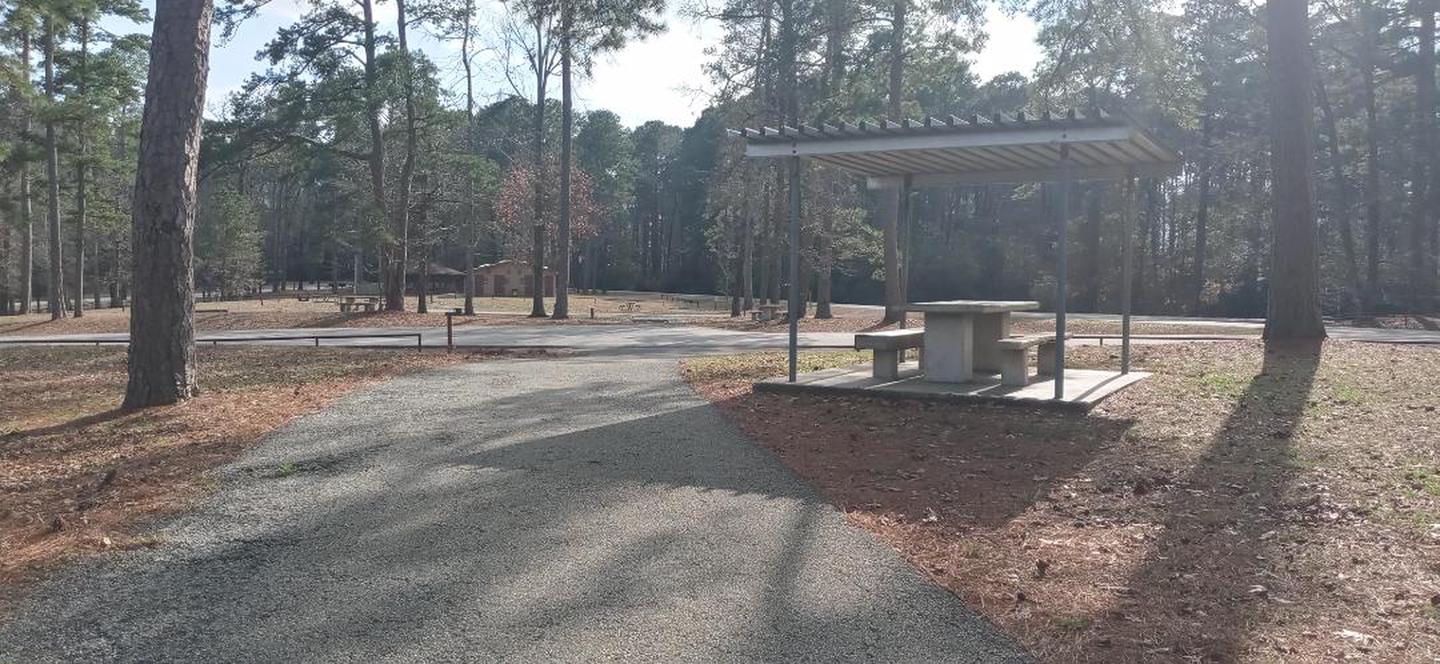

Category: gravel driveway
[0, 356, 1028, 663]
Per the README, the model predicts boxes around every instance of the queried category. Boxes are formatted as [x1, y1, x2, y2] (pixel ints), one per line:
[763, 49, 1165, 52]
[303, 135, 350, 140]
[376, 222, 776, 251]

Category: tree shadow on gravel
[0, 366, 1031, 663]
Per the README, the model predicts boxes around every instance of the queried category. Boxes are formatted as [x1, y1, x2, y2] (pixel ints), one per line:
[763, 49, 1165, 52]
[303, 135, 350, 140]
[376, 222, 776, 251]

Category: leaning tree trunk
[123, 0, 213, 409]
[1262, 0, 1327, 340]
[42, 18, 66, 320]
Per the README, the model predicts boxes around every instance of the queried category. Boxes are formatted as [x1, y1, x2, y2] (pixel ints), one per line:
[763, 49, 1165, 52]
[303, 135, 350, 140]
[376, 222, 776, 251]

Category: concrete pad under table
[756, 363, 1149, 412]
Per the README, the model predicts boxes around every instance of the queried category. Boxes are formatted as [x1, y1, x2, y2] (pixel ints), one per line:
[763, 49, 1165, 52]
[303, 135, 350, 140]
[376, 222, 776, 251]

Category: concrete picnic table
[904, 300, 1041, 383]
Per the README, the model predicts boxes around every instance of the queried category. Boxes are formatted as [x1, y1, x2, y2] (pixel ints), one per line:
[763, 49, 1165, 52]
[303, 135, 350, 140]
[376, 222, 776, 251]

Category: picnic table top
[904, 300, 1040, 314]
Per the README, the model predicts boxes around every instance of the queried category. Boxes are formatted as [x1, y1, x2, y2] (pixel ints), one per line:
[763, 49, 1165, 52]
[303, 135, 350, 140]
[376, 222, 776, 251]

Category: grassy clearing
[684, 341, 1440, 663]
[0, 345, 531, 596]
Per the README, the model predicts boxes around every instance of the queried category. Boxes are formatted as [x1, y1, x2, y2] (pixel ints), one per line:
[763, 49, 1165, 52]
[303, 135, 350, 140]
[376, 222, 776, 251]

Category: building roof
[476, 259, 553, 272]
[732, 109, 1181, 187]
[407, 262, 465, 277]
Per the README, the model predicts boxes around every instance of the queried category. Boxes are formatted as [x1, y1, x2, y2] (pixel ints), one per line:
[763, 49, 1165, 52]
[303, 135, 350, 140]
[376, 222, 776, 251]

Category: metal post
[787, 155, 802, 382]
[1054, 147, 1071, 400]
[898, 176, 913, 329]
[1121, 173, 1136, 374]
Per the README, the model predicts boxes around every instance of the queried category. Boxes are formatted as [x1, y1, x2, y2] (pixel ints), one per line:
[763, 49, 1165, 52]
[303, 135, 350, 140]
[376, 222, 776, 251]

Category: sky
[106, 1, 1041, 128]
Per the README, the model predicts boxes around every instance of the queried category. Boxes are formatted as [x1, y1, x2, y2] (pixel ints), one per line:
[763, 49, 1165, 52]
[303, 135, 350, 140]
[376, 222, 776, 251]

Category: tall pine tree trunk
[1418, 0, 1440, 307]
[390, 0, 418, 312]
[358, 0, 390, 304]
[881, 0, 907, 323]
[462, 0, 478, 316]
[124, 0, 213, 408]
[19, 29, 34, 315]
[1316, 78, 1364, 313]
[42, 17, 65, 320]
[554, 1, 573, 320]
[73, 20, 91, 318]
[1361, 1, 1384, 311]
[530, 24, 549, 318]
[1263, 0, 1326, 340]
[1193, 110, 1213, 312]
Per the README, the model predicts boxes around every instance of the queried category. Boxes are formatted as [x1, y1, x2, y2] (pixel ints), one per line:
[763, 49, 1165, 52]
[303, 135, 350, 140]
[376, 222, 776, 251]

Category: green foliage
[196, 190, 263, 298]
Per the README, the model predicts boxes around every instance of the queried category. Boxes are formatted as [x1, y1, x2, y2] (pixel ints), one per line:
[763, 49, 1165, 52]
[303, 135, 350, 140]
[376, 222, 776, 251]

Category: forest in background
[2, 0, 1439, 320]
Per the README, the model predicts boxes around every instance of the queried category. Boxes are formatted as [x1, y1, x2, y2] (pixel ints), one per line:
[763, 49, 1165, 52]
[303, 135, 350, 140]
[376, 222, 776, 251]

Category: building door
[493, 274, 508, 297]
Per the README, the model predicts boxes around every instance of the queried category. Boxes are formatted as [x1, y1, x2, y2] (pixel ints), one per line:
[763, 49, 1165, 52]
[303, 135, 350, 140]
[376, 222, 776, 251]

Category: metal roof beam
[744, 124, 1140, 159]
[866, 162, 1182, 189]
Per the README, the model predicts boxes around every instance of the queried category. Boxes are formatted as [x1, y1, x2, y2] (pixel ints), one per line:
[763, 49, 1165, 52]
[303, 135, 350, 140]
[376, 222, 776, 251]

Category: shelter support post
[898, 176, 913, 328]
[1121, 172, 1136, 374]
[787, 156, 801, 382]
[1054, 148, 1071, 399]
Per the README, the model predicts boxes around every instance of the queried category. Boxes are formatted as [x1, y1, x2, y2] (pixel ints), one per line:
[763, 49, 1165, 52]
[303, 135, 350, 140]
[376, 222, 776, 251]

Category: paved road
[0, 356, 1030, 663]
[0, 324, 860, 354]
[4, 316, 1437, 353]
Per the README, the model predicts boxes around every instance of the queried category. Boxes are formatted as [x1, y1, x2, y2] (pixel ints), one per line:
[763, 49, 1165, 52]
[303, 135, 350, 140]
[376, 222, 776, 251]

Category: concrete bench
[854, 329, 925, 381]
[995, 334, 1068, 386]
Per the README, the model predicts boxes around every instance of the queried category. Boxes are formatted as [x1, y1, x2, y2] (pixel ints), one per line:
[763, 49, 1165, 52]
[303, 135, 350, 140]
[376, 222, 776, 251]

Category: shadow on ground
[0, 357, 1029, 663]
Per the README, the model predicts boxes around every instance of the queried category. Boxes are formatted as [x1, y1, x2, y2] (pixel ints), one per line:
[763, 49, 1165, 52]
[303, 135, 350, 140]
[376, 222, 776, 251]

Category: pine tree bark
[390, 0, 418, 312]
[1360, 2, 1384, 311]
[1416, 0, 1440, 307]
[461, 0, 478, 316]
[359, 0, 391, 305]
[73, 20, 91, 318]
[123, 0, 213, 409]
[19, 28, 34, 315]
[1262, 0, 1327, 340]
[1316, 78, 1364, 313]
[530, 23, 549, 318]
[554, 0, 573, 320]
[42, 17, 66, 320]
[1193, 110, 1213, 312]
[881, 0, 907, 322]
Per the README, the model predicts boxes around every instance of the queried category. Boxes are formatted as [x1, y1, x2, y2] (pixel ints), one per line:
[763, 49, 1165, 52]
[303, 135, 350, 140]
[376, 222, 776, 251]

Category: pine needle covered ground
[0, 346, 541, 601]
[684, 341, 1440, 663]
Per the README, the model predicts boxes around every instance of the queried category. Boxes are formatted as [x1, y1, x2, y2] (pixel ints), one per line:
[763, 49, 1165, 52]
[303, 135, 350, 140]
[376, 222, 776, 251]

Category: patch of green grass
[1331, 383, 1368, 405]
[1403, 468, 1440, 497]
[1190, 370, 1249, 398]
[273, 461, 299, 478]
[1055, 616, 1092, 632]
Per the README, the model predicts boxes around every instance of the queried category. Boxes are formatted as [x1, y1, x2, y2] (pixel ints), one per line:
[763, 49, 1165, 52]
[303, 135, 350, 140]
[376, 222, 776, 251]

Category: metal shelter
[733, 109, 1183, 399]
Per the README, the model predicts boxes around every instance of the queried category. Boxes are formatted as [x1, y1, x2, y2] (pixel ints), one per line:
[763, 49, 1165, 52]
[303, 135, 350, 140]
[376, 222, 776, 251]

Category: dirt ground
[683, 341, 1440, 663]
[0, 345, 542, 600]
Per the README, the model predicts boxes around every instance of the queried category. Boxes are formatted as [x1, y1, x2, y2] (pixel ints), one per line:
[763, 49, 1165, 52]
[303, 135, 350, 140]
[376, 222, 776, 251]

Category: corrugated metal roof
[732, 109, 1181, 186]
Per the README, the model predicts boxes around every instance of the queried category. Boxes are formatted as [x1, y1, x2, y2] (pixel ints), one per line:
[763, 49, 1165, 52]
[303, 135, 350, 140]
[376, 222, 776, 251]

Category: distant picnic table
[339, 296, 379, 313]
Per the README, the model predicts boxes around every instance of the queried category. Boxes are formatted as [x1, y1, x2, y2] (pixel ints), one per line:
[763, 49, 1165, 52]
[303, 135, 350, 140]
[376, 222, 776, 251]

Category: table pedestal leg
[972, 312, 1011, 374]
[921, 314, 974, 383]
